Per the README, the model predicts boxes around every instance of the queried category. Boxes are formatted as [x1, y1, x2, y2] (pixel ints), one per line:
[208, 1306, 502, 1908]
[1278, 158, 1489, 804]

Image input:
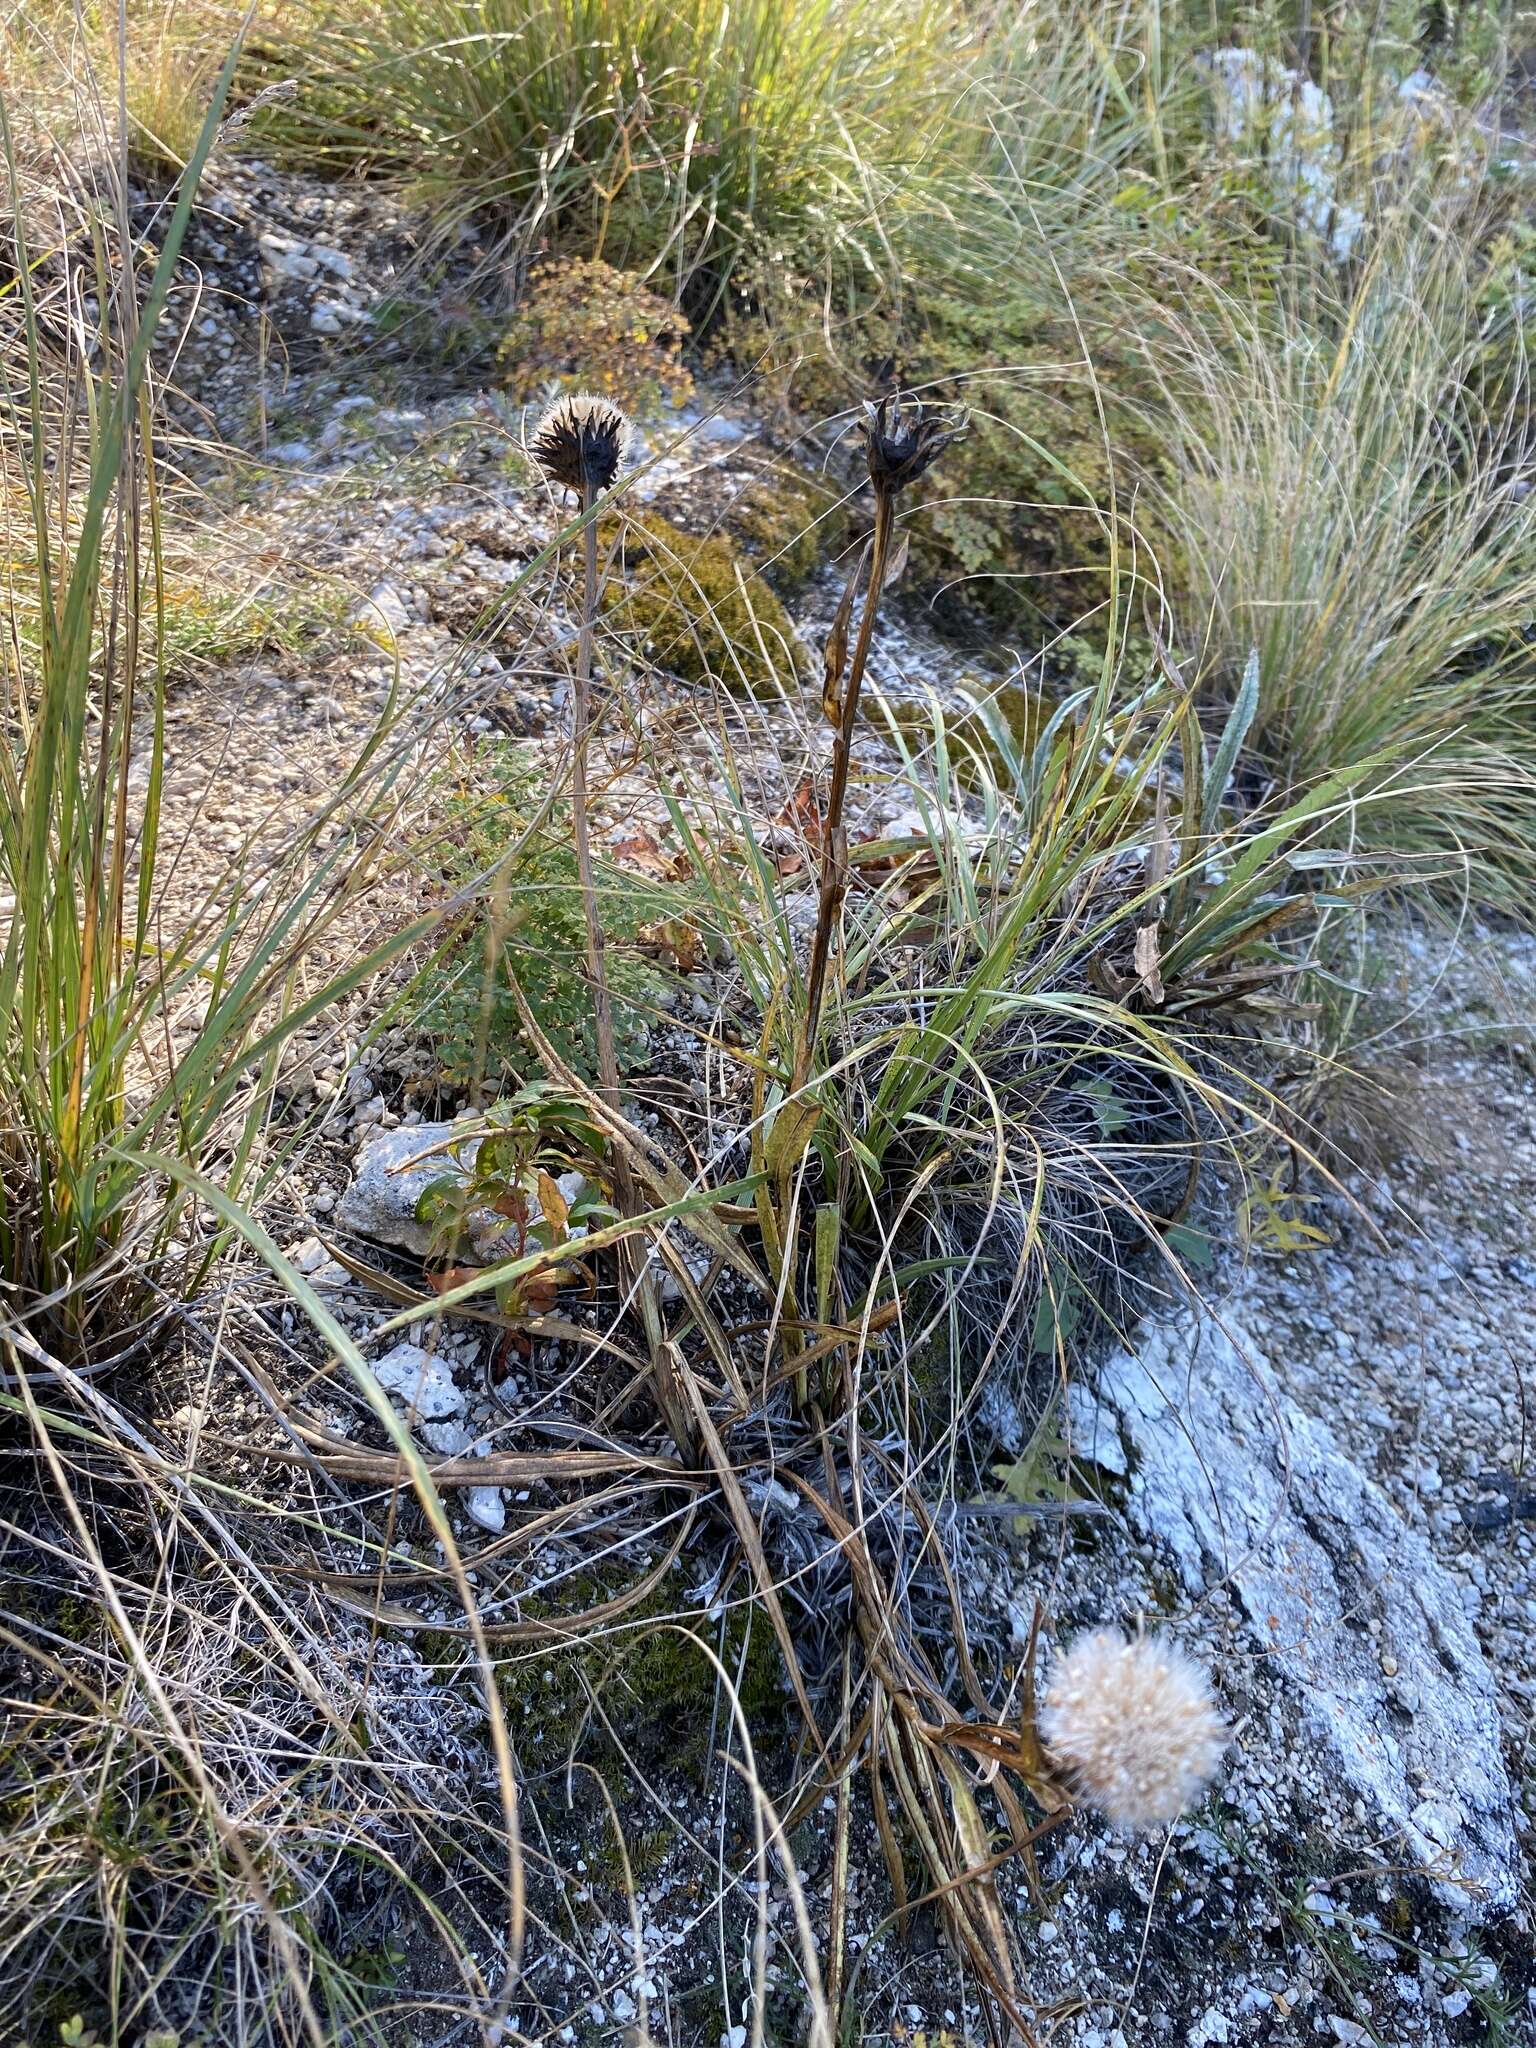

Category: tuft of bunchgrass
[0, 79, 421, 1361]
[0, 32, 550, 2039]
[246, 0, 997, 313]
[4, 2, 245, 176]
[1149, 180, 1536, 910]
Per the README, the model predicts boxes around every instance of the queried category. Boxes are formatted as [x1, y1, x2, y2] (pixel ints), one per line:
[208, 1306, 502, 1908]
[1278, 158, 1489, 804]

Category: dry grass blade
[683, 1371, 829, 1754]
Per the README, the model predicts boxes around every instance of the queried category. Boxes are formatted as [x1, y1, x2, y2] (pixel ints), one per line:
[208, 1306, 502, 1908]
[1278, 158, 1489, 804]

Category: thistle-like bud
[530, 391, 633, 495]
[860, 390, 967, 497]
[1039, 1629, 1228, 1832]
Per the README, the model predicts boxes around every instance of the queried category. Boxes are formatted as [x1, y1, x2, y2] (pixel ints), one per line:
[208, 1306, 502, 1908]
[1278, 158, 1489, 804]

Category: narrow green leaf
[1202, 647, 1260, 841]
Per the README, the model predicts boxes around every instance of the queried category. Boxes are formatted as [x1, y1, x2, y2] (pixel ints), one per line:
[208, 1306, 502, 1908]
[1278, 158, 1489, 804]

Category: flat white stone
[465, 1486, 506, 1534]
[370, 1341, 464, 1423]
[338, 1119, 584, 1262]
[337, 1121, 476, 1254]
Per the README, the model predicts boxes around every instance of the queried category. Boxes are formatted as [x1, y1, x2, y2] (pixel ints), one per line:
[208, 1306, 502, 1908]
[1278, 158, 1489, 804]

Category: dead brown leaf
[428, 1264, 485, 1296]
[772, 775, 827, 875]
[638, 916, 705, 972]
[1133, 922, 1165, 1005]
[614, 823, 692, 880]
[534, 1168, 569, 1238]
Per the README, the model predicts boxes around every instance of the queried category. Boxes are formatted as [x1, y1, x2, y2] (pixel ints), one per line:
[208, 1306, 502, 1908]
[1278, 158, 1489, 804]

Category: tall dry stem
[571, 477, 624, 1114]
[792, 392, 966, 1095]
[529, 392, 695, 1451]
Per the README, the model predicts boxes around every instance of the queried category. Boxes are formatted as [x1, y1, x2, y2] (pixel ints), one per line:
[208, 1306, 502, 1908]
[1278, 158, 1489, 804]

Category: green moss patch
[602, 512, 806, 695]
[899, 313, 1177, 633]
[724, 459, 849, 591]
[482, 1572, 793, 1801]
[417, 744, 690, 1087]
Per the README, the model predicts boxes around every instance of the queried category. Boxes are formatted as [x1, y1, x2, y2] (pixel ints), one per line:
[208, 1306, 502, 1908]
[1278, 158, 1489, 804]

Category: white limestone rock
[465, 1486, 506, 1534]
[370, 1341, 464, 1423]
[1097, 1312, 1520, 1917]
[338, 1119, 584, 1263]
[338, 1121, 465, 1255]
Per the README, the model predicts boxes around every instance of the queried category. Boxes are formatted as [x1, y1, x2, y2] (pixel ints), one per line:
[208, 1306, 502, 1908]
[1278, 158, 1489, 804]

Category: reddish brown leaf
[610, 828, 673, 877]
[428, 1264, 484, 1295]
[522, 1272, 561, 1312]
[775, 774, 825, 843]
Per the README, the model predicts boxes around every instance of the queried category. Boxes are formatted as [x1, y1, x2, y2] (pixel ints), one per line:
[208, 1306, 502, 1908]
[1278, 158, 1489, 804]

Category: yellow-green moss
[725, 461, 848, 591]
[602, 512, 806, 695]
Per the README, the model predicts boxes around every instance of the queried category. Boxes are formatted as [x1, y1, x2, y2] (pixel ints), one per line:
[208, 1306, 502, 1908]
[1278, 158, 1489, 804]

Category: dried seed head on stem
[529, 394, 636, 1117]
[528, 395, 694, 1455]
[530, 391, 633, 495]
[790, 390, 967, 1098]
[859, 389, 969, 496]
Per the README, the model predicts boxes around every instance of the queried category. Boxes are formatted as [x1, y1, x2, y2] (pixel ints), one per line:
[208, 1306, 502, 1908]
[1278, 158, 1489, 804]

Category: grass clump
[3, 509, 349, 690]
[1156, 193, 1536, 907]
[6, 3, 236, 176]
[0, 53, 299, 1360]
[245, 0, 990, 311]
[117, 5, 230, 175]
[2, 53, 528, 2033]
[602, 511, 805, 692]
[150, 576, 351, 678]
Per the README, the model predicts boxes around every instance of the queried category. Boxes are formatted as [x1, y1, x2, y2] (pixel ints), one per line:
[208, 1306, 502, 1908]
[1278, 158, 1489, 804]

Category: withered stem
[570, 482, 622, 1114]
[566, 489, 695, 1456]
[791, 487, 897, 1097]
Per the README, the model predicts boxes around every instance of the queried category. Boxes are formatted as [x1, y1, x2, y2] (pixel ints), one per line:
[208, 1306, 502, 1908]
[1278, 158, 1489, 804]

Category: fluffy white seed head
[529, 390, 633, 494]
[1039, 1629, 1227, 1831]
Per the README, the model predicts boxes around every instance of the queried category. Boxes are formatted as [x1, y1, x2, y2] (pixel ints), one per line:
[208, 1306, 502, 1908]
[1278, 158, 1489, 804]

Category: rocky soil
[969, 924, 1536, 2046]
[106, 150, 1536, 2043]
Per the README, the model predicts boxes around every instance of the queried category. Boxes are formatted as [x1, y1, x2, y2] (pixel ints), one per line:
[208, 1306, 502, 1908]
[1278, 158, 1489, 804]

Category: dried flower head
[530, 391, 633, 495]
[860, 389, 967, 497]
[1039, 1629, 1227, 1831]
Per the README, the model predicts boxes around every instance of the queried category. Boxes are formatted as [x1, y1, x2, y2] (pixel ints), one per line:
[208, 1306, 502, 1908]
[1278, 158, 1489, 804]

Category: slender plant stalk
[569, 481, 624, 1115]
[791, 487, 896, 1098]
[526, 396, 697, 1450]
[774, 393, 963, 1410]
[562, 482, 695, 1456]
[778, 491, 894, 1411]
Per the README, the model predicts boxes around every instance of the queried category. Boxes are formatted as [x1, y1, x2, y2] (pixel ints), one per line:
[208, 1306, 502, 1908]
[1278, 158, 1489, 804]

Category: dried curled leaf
[637, 916, 705, 972]
[1133, 921, 1165, 1005]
